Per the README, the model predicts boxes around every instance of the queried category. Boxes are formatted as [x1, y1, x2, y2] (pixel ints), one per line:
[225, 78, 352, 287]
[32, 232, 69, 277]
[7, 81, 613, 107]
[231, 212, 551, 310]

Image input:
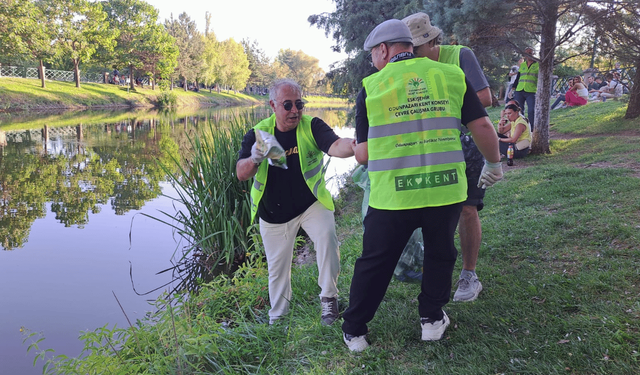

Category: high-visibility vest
[363, 57, 467, 210]
[250, 114, 334, 222]
[438, 45, 464, 66]
[516, 60, 538, 93]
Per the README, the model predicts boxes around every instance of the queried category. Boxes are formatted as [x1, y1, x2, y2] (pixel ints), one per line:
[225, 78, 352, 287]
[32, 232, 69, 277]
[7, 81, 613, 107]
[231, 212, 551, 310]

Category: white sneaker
[420, 311, 450, 341]
[343, 332, 369, 352]
[453, 274, 483, 302]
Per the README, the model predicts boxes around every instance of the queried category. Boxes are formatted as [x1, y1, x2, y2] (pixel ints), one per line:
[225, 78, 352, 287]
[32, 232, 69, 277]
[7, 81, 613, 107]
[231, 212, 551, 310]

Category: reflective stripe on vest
[249, 114, 334, 222]
[363, 57, 467, 210]
[516, 61, 538, 92]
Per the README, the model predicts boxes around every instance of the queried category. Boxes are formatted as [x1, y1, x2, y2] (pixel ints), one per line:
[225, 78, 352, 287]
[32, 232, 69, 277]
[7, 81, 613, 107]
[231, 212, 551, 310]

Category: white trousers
[259, 200, 340, 320]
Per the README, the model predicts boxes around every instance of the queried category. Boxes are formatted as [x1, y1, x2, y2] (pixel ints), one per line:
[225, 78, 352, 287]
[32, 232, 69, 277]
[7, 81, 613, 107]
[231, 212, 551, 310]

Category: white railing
[0, 65, 138, 84]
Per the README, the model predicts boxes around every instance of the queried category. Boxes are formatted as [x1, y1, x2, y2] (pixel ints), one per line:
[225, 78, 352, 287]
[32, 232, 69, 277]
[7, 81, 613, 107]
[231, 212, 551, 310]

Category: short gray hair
[269, 79, 302, 102]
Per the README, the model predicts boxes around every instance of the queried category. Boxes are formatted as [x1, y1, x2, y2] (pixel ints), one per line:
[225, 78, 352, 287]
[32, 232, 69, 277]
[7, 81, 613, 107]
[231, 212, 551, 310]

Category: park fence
[0, 65, 105, 83]
[0, 65, 150, 86]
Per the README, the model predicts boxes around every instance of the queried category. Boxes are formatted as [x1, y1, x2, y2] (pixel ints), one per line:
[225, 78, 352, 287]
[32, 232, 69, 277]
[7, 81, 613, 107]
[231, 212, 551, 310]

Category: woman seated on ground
[498, 103, 532, 159]
[551, 78, 574, 109]
[497, 99, 525, 137]
[565, 75, 589, 107]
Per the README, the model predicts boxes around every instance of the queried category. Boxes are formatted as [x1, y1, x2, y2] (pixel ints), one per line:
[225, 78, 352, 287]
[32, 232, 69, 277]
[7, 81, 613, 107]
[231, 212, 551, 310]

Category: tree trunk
[129, 64, 135, 90]
[73, 59, 81, 88]
[624, 58, 640, 119]
[530, 3, 558, 155]
[39, 60, 46, 89]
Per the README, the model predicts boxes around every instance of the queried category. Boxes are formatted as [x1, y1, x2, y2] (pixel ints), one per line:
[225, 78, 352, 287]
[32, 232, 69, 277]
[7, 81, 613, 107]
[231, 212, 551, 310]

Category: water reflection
[0, 105, 354, 251]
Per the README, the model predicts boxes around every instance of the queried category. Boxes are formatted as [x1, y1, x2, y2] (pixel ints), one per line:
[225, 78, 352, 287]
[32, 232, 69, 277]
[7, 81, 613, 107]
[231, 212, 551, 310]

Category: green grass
[24, 100, 640, 374]
[0, 77, 259, 111]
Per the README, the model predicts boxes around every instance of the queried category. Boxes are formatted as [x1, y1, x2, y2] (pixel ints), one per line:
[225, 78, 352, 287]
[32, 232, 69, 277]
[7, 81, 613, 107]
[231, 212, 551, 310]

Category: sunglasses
[277, 100, 304, 111]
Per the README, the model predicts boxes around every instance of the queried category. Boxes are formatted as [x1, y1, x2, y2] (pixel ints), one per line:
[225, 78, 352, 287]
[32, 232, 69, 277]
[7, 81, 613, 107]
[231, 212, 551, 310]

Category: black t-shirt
[355, 62, 488, 143]
[238, 117, 339, 224]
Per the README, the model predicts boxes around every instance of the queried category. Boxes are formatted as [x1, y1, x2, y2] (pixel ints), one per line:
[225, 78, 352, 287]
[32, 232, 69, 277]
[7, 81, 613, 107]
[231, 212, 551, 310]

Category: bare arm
[497, 110, 511, 135]
[236, 158, 259, 181]
[327, 138, 357, 158]
[498, 121, 526, 144]
[355, 142, 368, 164]
[476, 87, 493, 108]
[497, 120, 512, 136]
[466, 116, 500, 163]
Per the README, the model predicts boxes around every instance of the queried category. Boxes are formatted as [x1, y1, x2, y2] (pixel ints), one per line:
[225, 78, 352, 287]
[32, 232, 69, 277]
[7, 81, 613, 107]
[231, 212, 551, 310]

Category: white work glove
[477, 160, 503, 189]
[250, 142, 268, 165]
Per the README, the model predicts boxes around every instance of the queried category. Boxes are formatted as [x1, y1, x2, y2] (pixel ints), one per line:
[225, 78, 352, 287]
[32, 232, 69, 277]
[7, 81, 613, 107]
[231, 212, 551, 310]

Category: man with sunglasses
[341, 19, 502, 352]
[237, 78, 356, 326]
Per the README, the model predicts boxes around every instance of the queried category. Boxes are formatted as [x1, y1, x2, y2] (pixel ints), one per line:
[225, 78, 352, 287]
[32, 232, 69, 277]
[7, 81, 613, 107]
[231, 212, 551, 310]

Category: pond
[0, 105, 356, 374]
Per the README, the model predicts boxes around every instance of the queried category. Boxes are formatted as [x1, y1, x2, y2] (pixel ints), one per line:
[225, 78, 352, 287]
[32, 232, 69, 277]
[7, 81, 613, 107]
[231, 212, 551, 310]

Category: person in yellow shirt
[497, 103, 531, 158]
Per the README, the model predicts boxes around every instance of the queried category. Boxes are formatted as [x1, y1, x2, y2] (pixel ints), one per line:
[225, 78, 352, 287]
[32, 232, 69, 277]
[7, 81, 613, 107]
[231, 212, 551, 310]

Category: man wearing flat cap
[341, 19, 502, 352]
[402, 12, 492, 304]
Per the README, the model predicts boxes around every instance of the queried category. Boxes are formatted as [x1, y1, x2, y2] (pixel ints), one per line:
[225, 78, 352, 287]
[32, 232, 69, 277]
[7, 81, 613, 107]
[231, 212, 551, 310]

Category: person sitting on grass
[497, 99, 525, 137]
[599, 73, 624, 101]
[498, 103, 531, 159]
[564, 75, 589, 107]
[588, 76, 606, 100]
[551, 78, 574, 109]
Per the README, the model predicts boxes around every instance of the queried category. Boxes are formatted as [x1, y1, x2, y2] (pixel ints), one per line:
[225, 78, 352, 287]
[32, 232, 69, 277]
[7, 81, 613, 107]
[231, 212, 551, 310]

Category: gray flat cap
[364, 19, 413, 51]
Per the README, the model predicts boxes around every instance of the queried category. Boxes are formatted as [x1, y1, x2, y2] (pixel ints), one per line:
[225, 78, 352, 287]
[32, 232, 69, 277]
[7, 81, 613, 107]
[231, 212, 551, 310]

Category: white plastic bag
[255, 129, 287, 169]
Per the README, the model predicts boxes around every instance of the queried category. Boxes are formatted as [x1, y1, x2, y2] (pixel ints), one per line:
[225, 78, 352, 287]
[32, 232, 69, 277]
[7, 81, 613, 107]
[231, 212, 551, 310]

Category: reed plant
[150, 110, 261, 292]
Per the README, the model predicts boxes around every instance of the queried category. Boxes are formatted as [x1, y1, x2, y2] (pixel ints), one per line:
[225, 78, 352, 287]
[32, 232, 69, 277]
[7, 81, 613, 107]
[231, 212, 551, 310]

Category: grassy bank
[0, 78, 350, 113]
[25, 100, 640, 374]
[0, 77, 260, 111]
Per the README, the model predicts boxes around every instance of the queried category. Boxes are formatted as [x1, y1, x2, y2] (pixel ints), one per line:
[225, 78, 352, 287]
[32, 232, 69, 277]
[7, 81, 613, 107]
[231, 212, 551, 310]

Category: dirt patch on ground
[294, 243, 316, 266]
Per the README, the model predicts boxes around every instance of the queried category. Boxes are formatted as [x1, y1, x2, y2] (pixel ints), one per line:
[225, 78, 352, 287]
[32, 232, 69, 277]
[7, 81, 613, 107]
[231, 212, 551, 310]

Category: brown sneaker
[320, 296, 339, 326]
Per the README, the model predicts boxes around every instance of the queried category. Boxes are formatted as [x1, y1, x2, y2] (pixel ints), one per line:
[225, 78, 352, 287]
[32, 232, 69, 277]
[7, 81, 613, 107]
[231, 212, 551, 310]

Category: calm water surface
[0, 105, 355, 374]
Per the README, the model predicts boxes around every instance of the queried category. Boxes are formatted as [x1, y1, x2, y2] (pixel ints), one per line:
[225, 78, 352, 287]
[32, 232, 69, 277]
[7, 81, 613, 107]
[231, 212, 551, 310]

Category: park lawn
[0, 77, 259, 111]
[27, 100, 640, 374]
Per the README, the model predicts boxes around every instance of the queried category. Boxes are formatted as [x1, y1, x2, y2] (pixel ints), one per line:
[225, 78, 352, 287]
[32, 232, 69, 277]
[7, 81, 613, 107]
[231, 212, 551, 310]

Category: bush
[156, 90, 177, 108]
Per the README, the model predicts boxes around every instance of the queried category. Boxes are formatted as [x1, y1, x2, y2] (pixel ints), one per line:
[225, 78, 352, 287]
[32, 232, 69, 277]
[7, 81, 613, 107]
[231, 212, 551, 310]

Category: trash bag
[351, 165, 370, 220]
[351, 165, 424, 282]
[255, 129, 287, 169]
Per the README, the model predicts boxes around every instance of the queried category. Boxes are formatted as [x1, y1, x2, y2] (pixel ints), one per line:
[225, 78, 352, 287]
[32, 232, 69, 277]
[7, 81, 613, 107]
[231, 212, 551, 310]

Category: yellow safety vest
[363, 57, 467, 210]
[438, 45, 464, 66]
[516, 61, 538, 93]
[250, 114, 334, 222]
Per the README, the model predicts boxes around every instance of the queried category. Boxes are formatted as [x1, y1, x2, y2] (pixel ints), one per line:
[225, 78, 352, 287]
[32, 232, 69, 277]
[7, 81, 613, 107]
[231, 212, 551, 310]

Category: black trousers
[342, 203, 462, 336]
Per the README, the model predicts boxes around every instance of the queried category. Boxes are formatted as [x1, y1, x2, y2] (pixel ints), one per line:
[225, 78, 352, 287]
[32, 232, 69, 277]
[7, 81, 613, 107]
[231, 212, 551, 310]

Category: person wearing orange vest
[402, 12, 493, 304]
[341, 19, 502, 352]
[237, 79, 356, 326]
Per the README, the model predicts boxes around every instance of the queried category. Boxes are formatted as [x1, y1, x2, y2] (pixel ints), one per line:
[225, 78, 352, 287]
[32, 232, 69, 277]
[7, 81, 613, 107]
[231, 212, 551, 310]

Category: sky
[144, 0, 349, 72]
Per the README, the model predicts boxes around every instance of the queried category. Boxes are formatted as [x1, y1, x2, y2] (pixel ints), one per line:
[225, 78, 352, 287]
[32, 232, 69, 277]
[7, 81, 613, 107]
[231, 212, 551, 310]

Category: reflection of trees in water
[0, 149, 53, 249]
[0, 118, 182, 249]
[0, 106, 345, 250]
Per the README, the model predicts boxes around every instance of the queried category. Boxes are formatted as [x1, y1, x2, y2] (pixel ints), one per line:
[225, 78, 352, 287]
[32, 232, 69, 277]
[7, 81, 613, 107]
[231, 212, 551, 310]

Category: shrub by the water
[157, 90, 178, 108]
